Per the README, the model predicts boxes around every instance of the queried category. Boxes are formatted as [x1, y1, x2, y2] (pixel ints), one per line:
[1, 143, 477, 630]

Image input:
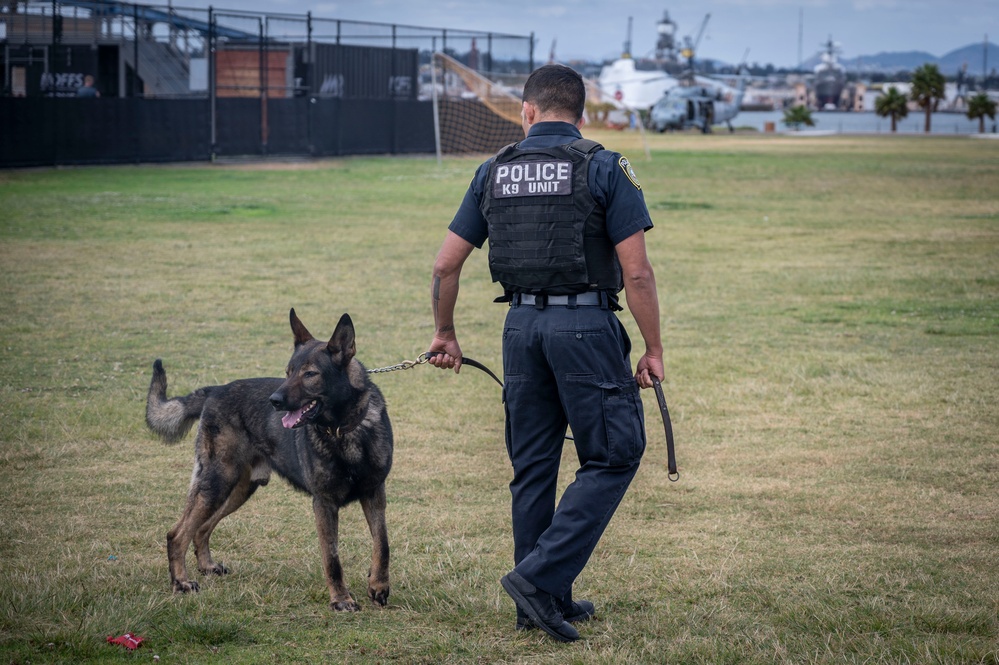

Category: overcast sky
[174, 0, 996, 68]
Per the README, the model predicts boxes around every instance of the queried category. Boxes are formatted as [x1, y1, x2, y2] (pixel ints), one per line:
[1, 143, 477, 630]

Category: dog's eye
[303, 371, 319, 379]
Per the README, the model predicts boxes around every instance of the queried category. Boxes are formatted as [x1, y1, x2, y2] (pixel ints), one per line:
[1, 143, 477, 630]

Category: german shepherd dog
[145, 309, 392, 611]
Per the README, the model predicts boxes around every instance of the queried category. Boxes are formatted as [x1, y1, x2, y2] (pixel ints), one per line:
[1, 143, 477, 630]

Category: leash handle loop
[373, 354, 675, 479]
[423, 351, 504, 388]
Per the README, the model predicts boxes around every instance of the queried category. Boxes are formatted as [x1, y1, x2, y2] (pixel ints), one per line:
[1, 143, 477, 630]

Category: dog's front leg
[313, 497, 358, 611]
[360, 485, 390, 607]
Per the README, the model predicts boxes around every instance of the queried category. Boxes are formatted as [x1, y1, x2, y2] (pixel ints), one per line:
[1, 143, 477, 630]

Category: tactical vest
[480, 138, 623, 296]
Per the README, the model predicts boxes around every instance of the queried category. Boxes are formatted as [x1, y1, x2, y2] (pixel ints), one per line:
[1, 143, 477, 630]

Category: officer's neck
[521, 101, 584, 133]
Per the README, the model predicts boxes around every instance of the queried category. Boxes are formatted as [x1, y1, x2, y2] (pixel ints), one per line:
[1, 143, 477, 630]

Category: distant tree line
[872, 63, 996, 134]
[781, 63, 997, 134]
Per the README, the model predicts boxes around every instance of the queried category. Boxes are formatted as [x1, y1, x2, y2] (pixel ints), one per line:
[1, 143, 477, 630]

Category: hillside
[815, 41, 999, 75]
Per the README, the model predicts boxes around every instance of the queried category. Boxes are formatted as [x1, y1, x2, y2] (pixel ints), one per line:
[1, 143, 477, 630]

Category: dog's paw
[172, 579, 200, 594]
[368, 584, 390, 607]
[331, 597, 361, 612]
[198, 562, 230, 576]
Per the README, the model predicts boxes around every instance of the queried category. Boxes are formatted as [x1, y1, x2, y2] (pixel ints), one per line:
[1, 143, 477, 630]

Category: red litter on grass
[107, 633, 144, 650]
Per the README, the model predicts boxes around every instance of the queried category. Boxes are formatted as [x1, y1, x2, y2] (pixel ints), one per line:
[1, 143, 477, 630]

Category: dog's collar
[325, 422, 359, 439]
[323, 389, 370, 439]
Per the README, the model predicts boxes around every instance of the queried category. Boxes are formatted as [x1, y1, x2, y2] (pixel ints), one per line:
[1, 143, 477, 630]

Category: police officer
[427, 64, 663, 642]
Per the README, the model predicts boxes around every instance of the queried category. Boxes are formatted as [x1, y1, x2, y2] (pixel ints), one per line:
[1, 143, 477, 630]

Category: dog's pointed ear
[290, 308, 314, 348]
[327, 313, 356, 368]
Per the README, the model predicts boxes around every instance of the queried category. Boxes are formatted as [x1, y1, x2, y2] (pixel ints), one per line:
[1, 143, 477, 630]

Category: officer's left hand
[635, 353, 664, 389]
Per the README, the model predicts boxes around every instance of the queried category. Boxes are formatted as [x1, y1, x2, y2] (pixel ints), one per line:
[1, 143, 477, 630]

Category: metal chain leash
[365, 352, 431, 375]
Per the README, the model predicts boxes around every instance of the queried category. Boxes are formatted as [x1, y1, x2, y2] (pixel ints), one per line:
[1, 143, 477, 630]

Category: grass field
[1, 131, 997, 664]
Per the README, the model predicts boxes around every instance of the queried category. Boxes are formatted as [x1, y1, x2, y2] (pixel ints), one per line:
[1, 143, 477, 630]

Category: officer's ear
[521, 101, 539, 126]
[575, 115, 586, 130]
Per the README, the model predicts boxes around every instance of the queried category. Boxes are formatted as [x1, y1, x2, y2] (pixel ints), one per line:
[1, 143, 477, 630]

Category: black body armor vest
[480, 138, 623, 296]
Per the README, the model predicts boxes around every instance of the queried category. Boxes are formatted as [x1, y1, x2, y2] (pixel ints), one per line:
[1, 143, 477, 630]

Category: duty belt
[511, 292, 606, 308]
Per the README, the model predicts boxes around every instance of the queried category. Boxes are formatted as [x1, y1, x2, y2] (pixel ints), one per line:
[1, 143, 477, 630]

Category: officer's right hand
[427, 336, 463, 374]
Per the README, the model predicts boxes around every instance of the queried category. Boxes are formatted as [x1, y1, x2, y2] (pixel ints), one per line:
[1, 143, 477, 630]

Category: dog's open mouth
[281, 400, 318, 429]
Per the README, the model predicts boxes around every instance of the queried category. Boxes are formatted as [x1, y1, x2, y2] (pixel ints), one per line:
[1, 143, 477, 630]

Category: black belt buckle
[534, 294, 546, 310]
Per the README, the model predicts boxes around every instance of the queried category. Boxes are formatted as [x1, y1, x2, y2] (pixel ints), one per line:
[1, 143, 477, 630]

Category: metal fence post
[307, 11, 313, 155]
[209, 6, 216, 159]
[133, 3, 139, 96]
[391, 24, 397, 153]
[260, 16, 267, 155]
[432, 50, 441, 166]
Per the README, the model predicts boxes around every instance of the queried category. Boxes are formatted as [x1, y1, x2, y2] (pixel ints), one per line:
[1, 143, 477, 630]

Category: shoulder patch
[618, 156, 641, 190]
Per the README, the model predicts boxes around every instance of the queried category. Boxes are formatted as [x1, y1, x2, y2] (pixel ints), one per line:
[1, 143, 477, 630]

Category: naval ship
[814, 37, 846, 109]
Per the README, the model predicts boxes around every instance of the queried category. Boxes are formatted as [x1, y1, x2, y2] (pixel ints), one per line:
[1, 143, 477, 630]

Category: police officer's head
[522, 64, 586, 126]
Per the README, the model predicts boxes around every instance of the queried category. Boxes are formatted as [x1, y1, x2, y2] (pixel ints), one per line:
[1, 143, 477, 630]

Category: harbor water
[734, 110, 995, 135]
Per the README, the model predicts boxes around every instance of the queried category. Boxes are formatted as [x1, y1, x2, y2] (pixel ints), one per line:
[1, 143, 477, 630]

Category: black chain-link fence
[1, 0, 534, 165]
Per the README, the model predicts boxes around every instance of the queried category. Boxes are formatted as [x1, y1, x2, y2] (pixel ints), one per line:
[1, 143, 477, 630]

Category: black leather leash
[425, 352, 678, 481]
[416, 351, 504, 387]
[455, 356, 505, 388]
[652, 376, 680, 482]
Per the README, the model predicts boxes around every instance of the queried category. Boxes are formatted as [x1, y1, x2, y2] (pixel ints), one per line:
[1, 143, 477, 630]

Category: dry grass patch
[0, 134, 997, 663]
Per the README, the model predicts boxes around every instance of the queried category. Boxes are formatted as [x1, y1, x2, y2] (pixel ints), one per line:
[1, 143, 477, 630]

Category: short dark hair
[522, 64, 585, 123]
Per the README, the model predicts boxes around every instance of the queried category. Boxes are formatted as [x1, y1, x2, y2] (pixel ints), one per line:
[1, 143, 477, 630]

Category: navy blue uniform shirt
[448, 121, 653, 248]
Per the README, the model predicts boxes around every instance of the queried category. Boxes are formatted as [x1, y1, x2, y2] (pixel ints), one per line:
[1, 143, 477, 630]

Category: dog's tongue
[281, 405, 309, 429]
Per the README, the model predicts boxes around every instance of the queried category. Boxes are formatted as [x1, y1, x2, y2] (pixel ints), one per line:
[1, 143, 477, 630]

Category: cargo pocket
[502, 382, 512, 461]
[501, 375, 525, 462]
[599, 379, 646, 465]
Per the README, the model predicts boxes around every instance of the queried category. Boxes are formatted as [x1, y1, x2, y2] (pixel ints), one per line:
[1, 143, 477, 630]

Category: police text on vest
[492, 160, 573, 198]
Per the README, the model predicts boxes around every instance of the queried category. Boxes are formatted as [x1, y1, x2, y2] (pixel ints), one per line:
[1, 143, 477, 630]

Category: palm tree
[875, 86, 910, 133]
[909, 63, 946, 133]
[782, 105, 815, 131]
[966, 91, 997, 134]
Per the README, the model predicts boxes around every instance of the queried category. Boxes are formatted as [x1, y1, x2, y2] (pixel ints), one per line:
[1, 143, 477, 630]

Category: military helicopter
[648, 70, 748, 133]
[648, 14, 749, 133]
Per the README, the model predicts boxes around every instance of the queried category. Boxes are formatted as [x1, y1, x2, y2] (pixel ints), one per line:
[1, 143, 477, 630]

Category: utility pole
[624, 16, 632, 58]
[798, 8, 803, 71]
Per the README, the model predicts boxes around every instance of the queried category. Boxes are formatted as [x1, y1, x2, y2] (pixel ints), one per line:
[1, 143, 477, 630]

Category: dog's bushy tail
[146, 359, 209, 444]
